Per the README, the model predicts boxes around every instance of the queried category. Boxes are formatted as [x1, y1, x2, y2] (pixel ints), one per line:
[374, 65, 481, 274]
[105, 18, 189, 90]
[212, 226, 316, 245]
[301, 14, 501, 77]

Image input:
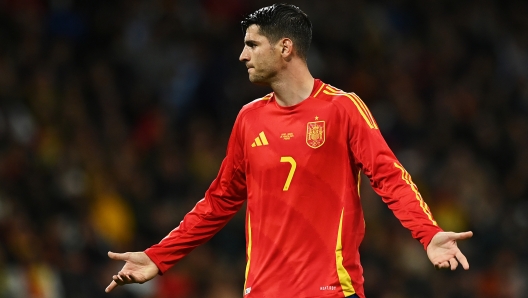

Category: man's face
[239, 25, 281, 85]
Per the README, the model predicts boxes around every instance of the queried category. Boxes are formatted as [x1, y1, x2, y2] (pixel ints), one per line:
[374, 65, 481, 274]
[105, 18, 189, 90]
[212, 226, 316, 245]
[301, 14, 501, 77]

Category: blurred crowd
[0, 0, 527, 297]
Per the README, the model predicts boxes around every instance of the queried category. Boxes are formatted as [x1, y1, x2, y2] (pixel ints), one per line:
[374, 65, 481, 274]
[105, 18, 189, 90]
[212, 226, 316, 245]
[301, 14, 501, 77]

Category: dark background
[0, 0, 527, 297]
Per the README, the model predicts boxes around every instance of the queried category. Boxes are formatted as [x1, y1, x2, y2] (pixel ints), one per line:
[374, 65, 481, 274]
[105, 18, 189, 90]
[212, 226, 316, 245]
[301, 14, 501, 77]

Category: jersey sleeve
[145, 112, 247, 274]
[336, 93, 442, 250]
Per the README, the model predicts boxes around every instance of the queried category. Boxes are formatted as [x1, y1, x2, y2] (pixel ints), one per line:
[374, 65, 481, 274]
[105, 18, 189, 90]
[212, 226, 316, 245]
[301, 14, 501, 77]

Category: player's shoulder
[318, 83, 379, 128]
[316, 83, 358, 103]
[238, 92, 273, 117]
[316, 83, 363, 109]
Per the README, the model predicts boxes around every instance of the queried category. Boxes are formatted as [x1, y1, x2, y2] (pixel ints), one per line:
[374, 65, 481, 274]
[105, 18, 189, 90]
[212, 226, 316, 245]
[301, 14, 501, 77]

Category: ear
[279, 38, 294, 59]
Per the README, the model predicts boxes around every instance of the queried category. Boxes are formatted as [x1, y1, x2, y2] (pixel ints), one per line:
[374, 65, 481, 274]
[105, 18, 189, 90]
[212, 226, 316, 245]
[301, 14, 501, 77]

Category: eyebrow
[245, 40, 258, 46]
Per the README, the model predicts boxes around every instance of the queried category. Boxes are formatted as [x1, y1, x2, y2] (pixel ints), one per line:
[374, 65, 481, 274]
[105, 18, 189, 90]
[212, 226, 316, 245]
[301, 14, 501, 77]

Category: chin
[248, 75, 270, 86]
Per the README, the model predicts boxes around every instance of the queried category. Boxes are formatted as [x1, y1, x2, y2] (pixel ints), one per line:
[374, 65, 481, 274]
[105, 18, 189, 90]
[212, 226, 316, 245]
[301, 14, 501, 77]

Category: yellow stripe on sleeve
[394, 163, 437, 225]
[325, 85, 340, 92]
[323, 89, 377, 129]
[342, 93, 376, 129]
[350, 93, 378, 129]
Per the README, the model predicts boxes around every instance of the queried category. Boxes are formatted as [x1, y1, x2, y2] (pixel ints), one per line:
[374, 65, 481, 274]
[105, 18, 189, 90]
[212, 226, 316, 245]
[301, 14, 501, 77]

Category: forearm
[145, 190, 244, 274]
[371, 159, 443, 249]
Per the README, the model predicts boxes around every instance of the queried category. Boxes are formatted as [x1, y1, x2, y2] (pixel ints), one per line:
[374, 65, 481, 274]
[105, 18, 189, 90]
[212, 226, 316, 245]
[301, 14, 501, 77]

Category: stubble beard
[248, 68, 277, 86]
[248, 74, 266, 85]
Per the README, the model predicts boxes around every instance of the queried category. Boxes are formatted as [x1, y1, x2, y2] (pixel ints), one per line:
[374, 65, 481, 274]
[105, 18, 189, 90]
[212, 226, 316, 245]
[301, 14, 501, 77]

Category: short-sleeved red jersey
[145, 79, 442, 298]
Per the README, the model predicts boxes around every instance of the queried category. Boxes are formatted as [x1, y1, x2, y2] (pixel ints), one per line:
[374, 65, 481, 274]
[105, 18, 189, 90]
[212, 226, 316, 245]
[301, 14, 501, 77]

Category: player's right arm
[145, 112, 248, 273]
[106, 111, 248, 292]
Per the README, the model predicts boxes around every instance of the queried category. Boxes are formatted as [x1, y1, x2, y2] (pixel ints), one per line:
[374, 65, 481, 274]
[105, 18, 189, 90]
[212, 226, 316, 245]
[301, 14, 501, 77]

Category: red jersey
[145, 79, 442, 298]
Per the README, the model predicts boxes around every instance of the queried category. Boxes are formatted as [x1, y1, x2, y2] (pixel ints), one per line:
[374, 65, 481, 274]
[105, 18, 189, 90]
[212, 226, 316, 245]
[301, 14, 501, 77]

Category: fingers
[120, 273, 134, 283]
[449, 257, 458, 270]
[456, 250, 470, 270]
[117, 272, 134, 283]
[107, 252, 143, 293]
[111, 273, 130, 285]
[105, 280, 118, 293]
[434, 250, 470, 271]
[435, 258, 458, 270]
[106, 271, 139, 292]
[435, 261, 449, 270]
[108, 251, 129, 261]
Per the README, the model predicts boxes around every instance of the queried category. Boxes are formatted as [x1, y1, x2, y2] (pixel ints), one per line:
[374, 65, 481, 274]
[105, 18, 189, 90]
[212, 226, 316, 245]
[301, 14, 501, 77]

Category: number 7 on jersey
[280, 156, 296, 191]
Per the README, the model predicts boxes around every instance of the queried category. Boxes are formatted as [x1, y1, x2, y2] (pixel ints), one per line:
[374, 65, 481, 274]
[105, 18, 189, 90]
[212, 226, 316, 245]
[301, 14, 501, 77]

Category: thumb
[108, 251, 129, 261]
[451, 231, 473, 240]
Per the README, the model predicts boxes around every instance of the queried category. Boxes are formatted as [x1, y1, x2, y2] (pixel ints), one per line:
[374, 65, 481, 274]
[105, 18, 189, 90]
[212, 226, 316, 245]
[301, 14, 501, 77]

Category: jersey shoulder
[238, 92, 273, 118]
[318, 84, 379, 129]
[316, 84, 355, 103]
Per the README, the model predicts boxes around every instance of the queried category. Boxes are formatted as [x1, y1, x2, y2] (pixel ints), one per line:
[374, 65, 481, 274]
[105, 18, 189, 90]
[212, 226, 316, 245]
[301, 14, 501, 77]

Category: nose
[239, 46, 249, 62]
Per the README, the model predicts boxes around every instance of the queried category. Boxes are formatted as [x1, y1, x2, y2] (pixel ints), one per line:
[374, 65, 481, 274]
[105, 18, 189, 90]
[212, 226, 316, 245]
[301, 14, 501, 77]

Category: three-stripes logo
[251, 131, 269, 147]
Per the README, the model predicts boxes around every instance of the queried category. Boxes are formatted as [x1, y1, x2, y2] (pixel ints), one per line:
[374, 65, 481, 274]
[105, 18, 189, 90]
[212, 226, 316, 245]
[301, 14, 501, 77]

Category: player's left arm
[336, 92, 472, 270]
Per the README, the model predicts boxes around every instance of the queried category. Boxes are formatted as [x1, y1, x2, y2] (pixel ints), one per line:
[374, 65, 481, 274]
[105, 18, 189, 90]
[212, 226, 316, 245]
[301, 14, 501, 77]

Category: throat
[273, 79, 315, 107]
[275, 95, 307, 107]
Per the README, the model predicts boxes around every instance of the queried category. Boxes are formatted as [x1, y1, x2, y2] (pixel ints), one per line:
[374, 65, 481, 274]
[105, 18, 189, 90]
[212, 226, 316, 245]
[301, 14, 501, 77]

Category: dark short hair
[241, 3, 312, 60]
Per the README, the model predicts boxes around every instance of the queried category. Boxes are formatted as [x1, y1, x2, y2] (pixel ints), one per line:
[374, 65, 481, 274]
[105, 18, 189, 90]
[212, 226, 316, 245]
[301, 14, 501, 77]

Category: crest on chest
[306, 120, 325, 149]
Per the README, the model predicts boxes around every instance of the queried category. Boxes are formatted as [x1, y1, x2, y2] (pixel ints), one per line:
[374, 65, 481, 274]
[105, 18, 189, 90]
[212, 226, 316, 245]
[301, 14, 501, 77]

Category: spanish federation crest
[306, 120, 325, 148]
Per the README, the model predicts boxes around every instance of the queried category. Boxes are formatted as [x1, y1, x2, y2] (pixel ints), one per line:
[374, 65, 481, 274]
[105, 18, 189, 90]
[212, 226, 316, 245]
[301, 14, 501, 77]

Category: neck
[270, 61, 314, 107]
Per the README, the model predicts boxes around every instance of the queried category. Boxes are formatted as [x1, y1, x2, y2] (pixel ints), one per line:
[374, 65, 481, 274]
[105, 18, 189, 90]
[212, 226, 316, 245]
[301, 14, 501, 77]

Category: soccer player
[106, 4, 473, 298]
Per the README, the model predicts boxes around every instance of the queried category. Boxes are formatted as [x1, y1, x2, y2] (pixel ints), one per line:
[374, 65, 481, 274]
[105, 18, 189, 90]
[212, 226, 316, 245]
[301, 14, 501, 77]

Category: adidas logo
[251, 131, 269, 147]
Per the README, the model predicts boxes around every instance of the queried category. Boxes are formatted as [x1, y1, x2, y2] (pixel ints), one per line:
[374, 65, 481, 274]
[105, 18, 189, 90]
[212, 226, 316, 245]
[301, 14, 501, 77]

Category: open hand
[105, 251, 159, 292]
[427, 231, 473, 270]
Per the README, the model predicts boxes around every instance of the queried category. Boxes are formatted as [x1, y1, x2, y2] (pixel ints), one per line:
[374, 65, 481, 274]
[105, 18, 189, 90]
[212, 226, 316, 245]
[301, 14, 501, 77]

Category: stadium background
[0, 0, 527, 297]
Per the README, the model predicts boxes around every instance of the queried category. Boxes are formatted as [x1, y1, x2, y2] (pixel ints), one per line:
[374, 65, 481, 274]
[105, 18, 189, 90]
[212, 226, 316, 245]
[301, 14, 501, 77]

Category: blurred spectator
[0, 0, 527, 297]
